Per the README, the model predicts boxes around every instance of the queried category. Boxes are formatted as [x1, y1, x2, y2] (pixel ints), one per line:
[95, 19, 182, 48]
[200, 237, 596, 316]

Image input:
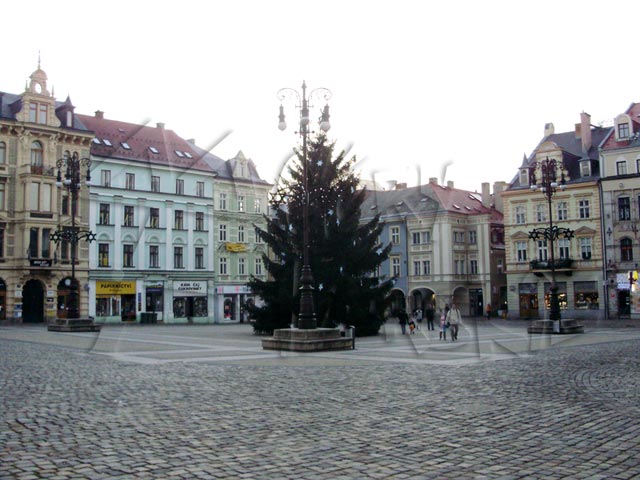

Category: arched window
[30, 141, 43, 167]
[621, 238, 633, 262]
[0, 142, 6, 164]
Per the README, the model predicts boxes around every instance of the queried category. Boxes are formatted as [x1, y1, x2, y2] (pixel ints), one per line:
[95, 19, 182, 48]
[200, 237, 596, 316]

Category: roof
[601, 102, 640, 150]
[77, 113, 221, 174]
[0, 91, 89, 131]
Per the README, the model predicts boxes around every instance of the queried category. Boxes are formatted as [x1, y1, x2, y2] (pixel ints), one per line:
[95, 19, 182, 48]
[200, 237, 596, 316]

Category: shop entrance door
[519, 294, 539, 319]
[618, 290, 631, 316]
[23, 280, 45, 323]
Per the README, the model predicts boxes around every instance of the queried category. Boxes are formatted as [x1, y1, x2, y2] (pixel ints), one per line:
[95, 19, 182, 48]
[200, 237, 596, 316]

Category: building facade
[600, 103, 640, 319]
[0, 65, 94, 323]
[503, 113, 610, 320]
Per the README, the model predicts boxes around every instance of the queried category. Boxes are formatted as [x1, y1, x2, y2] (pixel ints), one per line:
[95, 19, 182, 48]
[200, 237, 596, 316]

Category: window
[238, 257, 246, 275]
[174, 246, 184, 268]
[413, 261, 421, 276]
[30, 141, 43, 167]
[196, 181, 205, 197]
[616, 161, 627, 176]
[454, 231, 465, 243]
[98, 243, 110, 267]
[578, 199, 590, 219]
[121, 142, 131, 150]
[497, 258, 504, 274]
[618, 197, 631, 221]
[580, 237, 592, 260]
[174, 210, 184, 230]
[28, 227, 38, 258]
[125, 173, 135, 190]
[195, 247, 204, 269]
[99, 204, 110, 225]
[123, 244, 134, 267]
[412, 232, 421, 245]
[557, 201, 568, 221]
[149, 208, 160, 228]
[469, 231, 477, 245]
[537, 240, 548, 261]
[0, 225, 4, 258]
[149, 146, 159, 154]
[454, 259, 465, 274]
[219, 192, 227, 210]
[580, 161, 591, 177]
[516, 241, 527, 262]
[41, 229, 51, 258]
[102, 139, 113, 147]
[238, 195, 245, 212]
[621, 238, 633, 262]
[558, 238, 570, 259]
[519, 169, 529, 186]
[422, 260, 431, 275]
[255, 258, 263, 276]
[470, 259, 478, 274]
[574, 281, 599, 310]
[390, 227, 400, 244]
[195, 212, 204, 231]
[238, 225, 245, 243]
[391, 257, 401, 276]
[536, 204, 547, 222]
[515, 205, 526, 224]
[123, 205, 134, 227]
[0, 182, 5, 210]
[61, 195, 69, 215]
[176, 179, 184, 195]
[101, 170, 111, 187]
[149, 245, 159, 268]
[29, 102, 47, 124]
[151, 176, 160, 192]
[254, 198, 262, 213]
[0, 141, 6, 164]
[618, 122, 630, 139]
[219, 257, 228, 275]
[219, 224, 227, 242]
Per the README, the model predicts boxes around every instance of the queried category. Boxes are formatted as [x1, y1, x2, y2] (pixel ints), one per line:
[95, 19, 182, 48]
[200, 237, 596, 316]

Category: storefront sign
[215, 285, 251, 294]
[96, 281, 136, 295]
[145, 282, 164, 293]
[225, 242, 248, 252]
[173, 281, 206, 296]
[30, 259, 52, 267]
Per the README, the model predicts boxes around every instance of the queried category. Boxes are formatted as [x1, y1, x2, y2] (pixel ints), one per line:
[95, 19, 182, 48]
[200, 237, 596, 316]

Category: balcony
[530, 258, 574, 276]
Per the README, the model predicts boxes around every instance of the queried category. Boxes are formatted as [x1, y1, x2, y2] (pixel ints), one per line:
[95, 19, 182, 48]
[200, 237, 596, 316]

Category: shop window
[543, 282, 567, 310]
[574, 281, 599, 309]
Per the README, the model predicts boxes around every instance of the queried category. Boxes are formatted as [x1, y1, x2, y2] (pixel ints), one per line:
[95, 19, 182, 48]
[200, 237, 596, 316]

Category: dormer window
[618, 122, 630, 139]
[121, 142, 131, 150]
[580, 160, 591, 177]
[519, 169, 529, 186]
[102, 139, 113, 147]
[614, 113, 633, 141]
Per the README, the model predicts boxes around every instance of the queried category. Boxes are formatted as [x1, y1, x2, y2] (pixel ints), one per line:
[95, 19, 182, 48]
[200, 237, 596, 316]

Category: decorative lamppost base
[527, 319, 584, 334]
[262, 327, 353, 352]
[48, 317, 102, 332]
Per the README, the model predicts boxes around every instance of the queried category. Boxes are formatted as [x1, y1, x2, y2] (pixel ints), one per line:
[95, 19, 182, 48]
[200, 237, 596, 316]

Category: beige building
[503, 113, 610, 320]
[0, 64, 93, 323]
[600, 102, 640, 319]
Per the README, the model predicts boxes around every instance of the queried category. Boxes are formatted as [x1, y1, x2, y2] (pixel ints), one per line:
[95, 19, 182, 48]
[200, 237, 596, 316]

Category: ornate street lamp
[277, 81, 331, 329]
[528, 157, 574, 322]
[50, 151, 96, 320]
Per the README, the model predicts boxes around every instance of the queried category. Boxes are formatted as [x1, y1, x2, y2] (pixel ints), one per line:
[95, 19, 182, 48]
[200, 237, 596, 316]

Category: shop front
[95, 280, 137, 323]
[173, 280, 208, 323]
[145, 281, 164, 322]
[215, 285, 255, 323]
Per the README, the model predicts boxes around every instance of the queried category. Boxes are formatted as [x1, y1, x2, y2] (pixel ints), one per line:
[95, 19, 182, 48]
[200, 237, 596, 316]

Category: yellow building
[0, 63, 94, 323]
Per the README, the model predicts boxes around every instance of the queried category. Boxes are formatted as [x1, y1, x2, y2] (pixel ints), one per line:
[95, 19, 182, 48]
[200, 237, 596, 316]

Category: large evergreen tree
[249, 134, 393, 336]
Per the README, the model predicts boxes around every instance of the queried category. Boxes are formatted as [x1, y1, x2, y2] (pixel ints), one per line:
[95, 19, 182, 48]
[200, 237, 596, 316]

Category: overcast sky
[4, 0, 640, 192]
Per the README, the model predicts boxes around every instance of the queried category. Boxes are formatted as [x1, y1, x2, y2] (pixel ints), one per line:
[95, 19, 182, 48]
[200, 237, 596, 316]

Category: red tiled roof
[77, 114, 219, 173]
[429, 184, 493, 215]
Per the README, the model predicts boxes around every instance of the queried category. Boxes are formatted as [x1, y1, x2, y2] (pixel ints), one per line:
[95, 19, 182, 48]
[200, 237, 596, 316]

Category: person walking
[414, 307, 423, 331]
[398, 309, 408, 335]
[425, 303, 435, 331]
[446, 303, 462, 341]
[439, 309, 447, 340]
[485, 303, 491, 320]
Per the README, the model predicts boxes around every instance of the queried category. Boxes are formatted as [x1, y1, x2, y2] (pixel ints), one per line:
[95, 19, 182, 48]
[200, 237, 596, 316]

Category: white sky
[3, 0, 640, 192]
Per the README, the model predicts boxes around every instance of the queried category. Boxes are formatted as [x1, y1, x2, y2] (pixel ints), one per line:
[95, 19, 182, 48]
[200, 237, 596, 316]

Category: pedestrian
[425, 303, 435, 331]
[485, 303, 491, 320]
[398, 309, 408, 335]
[446, 303, 462, 341]
[439, 309, 447, 340]
[408, 317, 416, 334]
[414, 307, 423, 331]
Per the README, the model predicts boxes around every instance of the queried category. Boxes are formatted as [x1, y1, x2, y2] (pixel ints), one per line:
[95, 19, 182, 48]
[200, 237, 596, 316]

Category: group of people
[395, 302, 461, 341]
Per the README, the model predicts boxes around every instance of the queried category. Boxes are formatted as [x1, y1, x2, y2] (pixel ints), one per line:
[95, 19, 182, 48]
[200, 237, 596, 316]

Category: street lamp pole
[277, 81, 331, 329]
[51, 151, 96, 320]
[528, 157, 574, 322]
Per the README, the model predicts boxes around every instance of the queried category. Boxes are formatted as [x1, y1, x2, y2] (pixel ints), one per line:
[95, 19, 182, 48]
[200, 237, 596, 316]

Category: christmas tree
[249, 134, 393, 335]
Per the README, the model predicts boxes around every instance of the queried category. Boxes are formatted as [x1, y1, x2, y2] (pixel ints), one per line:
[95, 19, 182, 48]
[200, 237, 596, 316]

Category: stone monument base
[262, 327, 353, 352]
[48, 317, 102, 332]
[527, 318, 584, 334]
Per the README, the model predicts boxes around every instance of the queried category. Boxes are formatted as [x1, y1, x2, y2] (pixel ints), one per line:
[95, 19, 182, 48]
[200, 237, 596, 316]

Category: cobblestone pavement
[1, 322, 640, 479]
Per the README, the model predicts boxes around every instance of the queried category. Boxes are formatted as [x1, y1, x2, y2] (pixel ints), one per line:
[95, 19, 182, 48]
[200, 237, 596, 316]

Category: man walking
[425, 303, 435, 331]
[446, 303, 462, 341]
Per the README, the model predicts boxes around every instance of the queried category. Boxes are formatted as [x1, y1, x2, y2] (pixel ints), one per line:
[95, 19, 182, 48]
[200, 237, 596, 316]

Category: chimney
[481, 182, 490, 208]
[395, 182, 407, 190]
[575, 123, 581, 139]
[447, 180, 454, 189]
[156, 122, 165, 130]
[429, 177, 438, 184]
[544, 122, 555, 137]
[492, 181, 507, 213]
[581, 111, 591, 153]
[95, 110, 104, 119]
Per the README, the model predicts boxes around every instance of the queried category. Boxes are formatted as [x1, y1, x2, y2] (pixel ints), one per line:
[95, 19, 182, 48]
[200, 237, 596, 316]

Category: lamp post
[277, 81, 331, 329]
[51, 151, 95, 320]
[528, 157, 574, 322]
